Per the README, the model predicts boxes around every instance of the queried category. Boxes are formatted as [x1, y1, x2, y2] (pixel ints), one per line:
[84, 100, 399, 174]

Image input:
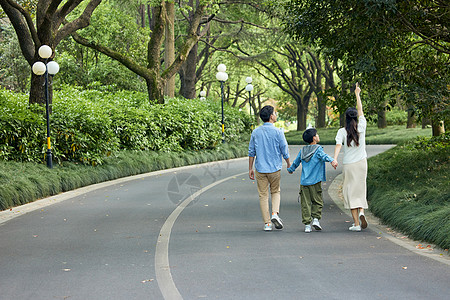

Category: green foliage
[367, 106, 408, 126]
[52, 0, 150, 93]
[285, 125, 432, 145]
[0, 90, 45, 162]
[385, 107, 407, 126]
[283, 0, 449, 123]
[367, 137, 450, 249]
[0, 87, 251, 165]
[404, 132, 450, 151]
[0, 23, 30, 92]
[392, 46, 450, 122]
[51, 88, 119, 165]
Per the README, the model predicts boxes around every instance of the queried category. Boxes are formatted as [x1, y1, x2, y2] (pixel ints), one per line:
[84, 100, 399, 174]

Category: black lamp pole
[248, 90, 252, 130]
[220, 80, 225, 143]
[44, 61, 53, 169]
[32, 45, 59, 169]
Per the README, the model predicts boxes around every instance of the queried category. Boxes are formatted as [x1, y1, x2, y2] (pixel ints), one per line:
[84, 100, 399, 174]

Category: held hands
[331, 160, 338, 169]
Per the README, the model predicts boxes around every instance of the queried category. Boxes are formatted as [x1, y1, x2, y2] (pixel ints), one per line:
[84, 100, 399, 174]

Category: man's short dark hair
[259, 105, 274, 122]
[303, 128, 317, 144]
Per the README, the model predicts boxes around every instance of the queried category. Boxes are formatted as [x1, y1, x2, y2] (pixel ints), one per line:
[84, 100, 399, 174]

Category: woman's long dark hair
[345, 108, 359, 147]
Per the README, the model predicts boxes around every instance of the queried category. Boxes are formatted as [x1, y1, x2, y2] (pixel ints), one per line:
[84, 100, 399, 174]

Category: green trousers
[299, 182, 323, 225]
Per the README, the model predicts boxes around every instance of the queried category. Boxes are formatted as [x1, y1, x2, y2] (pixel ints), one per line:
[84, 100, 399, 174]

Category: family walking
[248, 83, 369, 232]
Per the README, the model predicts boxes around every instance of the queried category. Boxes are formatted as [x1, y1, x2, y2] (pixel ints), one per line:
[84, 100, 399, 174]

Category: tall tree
[72, 0, 212, 103]
[0, 0, 103, 105]
[284, 0, 449, 135]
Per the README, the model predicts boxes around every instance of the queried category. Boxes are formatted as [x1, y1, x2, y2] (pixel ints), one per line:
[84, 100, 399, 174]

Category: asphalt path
[0, 145, 449, 300]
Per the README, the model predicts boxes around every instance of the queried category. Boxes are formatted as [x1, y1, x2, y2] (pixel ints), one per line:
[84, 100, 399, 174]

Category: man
[249, 105, 291, 231]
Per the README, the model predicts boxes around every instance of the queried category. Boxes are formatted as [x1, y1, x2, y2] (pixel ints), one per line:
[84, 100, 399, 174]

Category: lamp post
[245, 77, 254, 130]
[199, 90, 206, 101]
[32, 45, 60, 169]
[216, 64, 228, 143]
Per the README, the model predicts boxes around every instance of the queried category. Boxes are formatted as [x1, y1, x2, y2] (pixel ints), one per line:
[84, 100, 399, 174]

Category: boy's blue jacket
[287, 144, 333, 186]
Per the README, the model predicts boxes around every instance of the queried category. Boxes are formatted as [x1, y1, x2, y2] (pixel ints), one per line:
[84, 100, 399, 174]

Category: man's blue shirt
[287, 145, 333, 186]
[248, 123, 289, 173]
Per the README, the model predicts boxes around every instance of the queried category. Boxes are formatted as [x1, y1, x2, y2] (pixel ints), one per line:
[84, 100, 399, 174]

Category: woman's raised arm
[355, 83, 363, 117]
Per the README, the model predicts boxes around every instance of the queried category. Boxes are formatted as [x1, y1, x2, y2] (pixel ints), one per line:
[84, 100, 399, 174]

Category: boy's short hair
[259, 105, 274, 122]
[303, 128, 317, 144]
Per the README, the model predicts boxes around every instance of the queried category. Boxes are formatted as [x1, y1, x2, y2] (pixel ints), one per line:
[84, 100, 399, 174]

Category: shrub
[0, 87, 251, 165]
[385, 107, 407, 126]
[0, 90, 45, 162]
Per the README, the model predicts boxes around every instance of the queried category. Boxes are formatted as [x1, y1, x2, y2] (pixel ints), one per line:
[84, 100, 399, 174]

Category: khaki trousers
[255, 170, 281, 224]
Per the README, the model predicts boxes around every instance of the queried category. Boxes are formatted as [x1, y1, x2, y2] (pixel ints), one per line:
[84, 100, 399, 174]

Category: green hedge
[367, 133, 450, 249]
[0, 87, 251, 165]
[0, 92, 45, 162]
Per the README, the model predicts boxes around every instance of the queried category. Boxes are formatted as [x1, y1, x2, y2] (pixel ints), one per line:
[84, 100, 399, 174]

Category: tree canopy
[284, 0, 449, 134]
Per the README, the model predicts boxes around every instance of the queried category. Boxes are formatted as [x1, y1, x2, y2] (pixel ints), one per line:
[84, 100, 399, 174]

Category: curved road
[0, 145, 448, 300]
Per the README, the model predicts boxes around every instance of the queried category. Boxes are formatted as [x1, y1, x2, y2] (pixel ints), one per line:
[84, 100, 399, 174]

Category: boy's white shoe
[264, 223, 273, 231]
[312, 218, 322, 230]
[271, 213, 283, 230]
[304, 224, 312, 233]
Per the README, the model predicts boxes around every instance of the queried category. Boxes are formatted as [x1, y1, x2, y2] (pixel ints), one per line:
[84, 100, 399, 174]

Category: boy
[287, 128, 338, 233]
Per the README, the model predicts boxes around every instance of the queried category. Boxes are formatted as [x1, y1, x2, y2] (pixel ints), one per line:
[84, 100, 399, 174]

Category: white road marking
[155, 171, 247, 300]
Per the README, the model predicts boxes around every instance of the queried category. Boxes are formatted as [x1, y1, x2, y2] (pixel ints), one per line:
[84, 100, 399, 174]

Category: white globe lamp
[47, 61, 60, 75]
[38, 45, 52, 59]
[32, 62, 46, 75]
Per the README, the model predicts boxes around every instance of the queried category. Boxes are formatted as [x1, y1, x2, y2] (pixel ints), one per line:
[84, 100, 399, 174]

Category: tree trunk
[29, 73, 46, 105]
[339, 113, 345, 127]
[421, 117, 431, 129]
[164, 1, 175, 97]
[179, 44, 198, 99]
[147, 78, 164, 104]
[316, 94, 326, 128]
[432, 120, 445, 136]
[296, 92, 311, 131]
[406, 106, 416, 128]
[296, 100, 308, 131]
[377, 107, 387, 128]
[139, 4, 145, 28]
[232, 82, 240, 107]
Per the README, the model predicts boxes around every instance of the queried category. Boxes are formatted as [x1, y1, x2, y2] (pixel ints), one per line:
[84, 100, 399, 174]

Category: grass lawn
[285, 125, 432, 145]
[367, 135, 450, 250]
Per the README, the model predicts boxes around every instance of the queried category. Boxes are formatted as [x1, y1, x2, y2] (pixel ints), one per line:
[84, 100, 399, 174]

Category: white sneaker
[271, 214, 283, 230]
[264, 223, 273, 231]
[312, 218, 322, 230]
[305, 224, 312, 233]
[349, 225, 361, 231]
[359, 212, 368, 229]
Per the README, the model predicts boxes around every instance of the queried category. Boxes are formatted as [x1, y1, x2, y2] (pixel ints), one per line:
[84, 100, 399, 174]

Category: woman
[334, 83, 368, 232]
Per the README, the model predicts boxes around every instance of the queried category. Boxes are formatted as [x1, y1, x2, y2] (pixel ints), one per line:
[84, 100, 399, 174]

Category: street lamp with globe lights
[216, 64, 228, 143]
[199, 90, 206, 101]
[32, 45, 60, 169]
[245, 77, 254, 130]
